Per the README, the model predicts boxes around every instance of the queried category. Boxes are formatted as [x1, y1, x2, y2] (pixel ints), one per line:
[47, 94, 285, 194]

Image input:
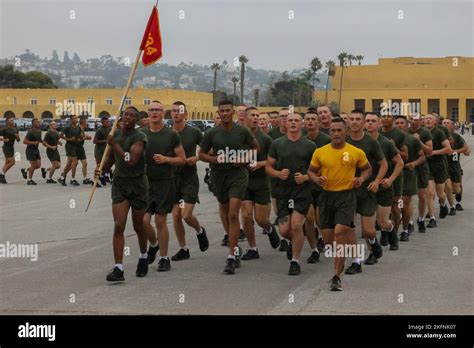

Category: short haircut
[332, 113, 341, 118]
[395, 115, 408, 121]
[306, 108, 317, 113]
[238, 103, 248, 108]
[69, 114, 77, 118]
[218, 99, 234, 107]
[317, 104, 330, 110]
[280, 107, 289, 111]
[172, 101, 187, 112]
[269, 111, 279, 115]
[151, 100, 162, 105]
[331, 117, 346, 126]
[351, 109, 365, 115]
[245, 107, 258, 114]
[365, 111, 380, 117]
[101, 115, 109, 121]
[5, 115, 14, 120]
[125, 106, 139, 115]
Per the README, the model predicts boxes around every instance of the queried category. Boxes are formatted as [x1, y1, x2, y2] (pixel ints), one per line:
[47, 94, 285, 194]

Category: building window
[87, 97, 94, 104]
[451, 107, 459, 121]
[12, 96, 17, 105]
[49, 97, 56, 105]
[106, 97, 113, 105]
[31, 98, 38, 105]
[144, 97, 150, 105]
[68, 98, 75, 104]
[354, 99, 365, 112]
[125, 97, 132, 105]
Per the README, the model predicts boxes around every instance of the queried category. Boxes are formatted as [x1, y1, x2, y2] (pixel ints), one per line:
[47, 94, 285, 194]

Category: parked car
[0, 118, 6, 129]
[53, 119, 63, 131]
[41, 118, 53, 131]
[15, 118, 28, 131]
[87, 118, 100, 131]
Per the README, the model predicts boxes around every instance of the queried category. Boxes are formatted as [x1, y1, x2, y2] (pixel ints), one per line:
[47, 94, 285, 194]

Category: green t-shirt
[112, 128, 147, 178]
[200, 123, 256, 171]
[268, 127, 285, 140]
[175, 125, 203, 175]
[248, 129, 272, 178]
[428, 127, 447, 163]
[319, 126, 331, 135]
[43, 130, 61, 147]
[63, 125, 81, 145]
[0, 127, 19, 150]
[381, 127, 406, 151]
[306, 131, 331, 149]
[94, 126, 111, 154]
[268, 135, 316, 186]
[77, 127, 86, 148]
[404, 133, 422, 164]
[26, 129, 42, 151]
[376, 134, 399, 178]
[408, 126, 431, 174]
[142, 126, 181, 180]
[448, 132, 466, 165]
[346, 133, 385, 180]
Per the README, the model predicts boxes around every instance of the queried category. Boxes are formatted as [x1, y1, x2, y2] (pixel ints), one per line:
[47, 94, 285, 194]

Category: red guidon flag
[140, 6, 163, 66]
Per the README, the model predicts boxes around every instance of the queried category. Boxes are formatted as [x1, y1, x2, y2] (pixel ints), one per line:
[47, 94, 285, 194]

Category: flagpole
[85, 48, 143, 212]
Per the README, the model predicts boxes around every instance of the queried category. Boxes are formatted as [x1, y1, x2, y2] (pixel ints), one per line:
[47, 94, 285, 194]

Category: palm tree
[347, 54, 355, 66]
[231, 76, 239, 105]
[210, 63, 221, 91]
[336, 52, 348, 107]
[325, 60, 336, 103]
[238, 55, 248, 103]
[309, 57, 322, 102]
[355, 55, 364, 65]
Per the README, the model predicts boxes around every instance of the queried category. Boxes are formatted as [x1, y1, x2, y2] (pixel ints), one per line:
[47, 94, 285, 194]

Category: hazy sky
[0, 0, 473, 71]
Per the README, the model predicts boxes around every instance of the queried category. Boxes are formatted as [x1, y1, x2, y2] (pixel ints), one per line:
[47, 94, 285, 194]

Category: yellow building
[0, 87, 217, 120]
[315, 56, 474, 122]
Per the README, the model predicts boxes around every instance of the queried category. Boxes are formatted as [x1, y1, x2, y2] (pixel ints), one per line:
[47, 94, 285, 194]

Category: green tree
[325, 60, 336, 103]
[238, 55, 248, 103]
[355, 55, 364, 65]
[0, 65, 57, 88]
[210, 63, 221, 91]
[231, 76, 239, 105]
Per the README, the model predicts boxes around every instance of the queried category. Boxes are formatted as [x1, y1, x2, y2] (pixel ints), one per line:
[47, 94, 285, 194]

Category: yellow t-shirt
[310, 142, 369, 192]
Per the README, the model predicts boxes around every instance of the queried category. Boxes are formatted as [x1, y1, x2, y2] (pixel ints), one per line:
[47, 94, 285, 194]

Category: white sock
[352, 258, 361, 265]
[0, 171, 3, 175]
[196, 227, 203, 235]
[227, 255, 236, 260]
[409, 221, 414, 225]
[291, 258, 299, 263]
[250, 247, 258, 251]
[418, 217, 424, 222]
[159, 256, 168, 261]
[150, 241, 158, 247]
[312, 248, 319, 253]
[440, 201, 447, 207]
[430, 215, 436, 220]
[139, 253, 148, 259]
[368, 238, 375, 244]
[181, 246, 188, 251]
[114, 264, 124, 271]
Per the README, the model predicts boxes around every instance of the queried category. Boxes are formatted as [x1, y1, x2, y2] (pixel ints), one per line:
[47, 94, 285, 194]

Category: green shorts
[2, 146, 14, 158]
[111, 175, 149, 210]
[65, 143, 77, 158]
[147, 178, 176, 215]
[416, 164, 429, 189]
[392, 171, 404, 197]
[311, 184, 322, 207]
[270, 177, 278, 199]
[94, 147, 106, 163]
[174, 171, 200, 204]
[26, 148, 40, 161]
[448, 162, 462, 183]
[428, 160, 448, 184]
[319, 189, 356, 229]
[46, 148, 61, 162]
[76, 145, 86, 160]
[402, 168, 417, 196]
[355, 184, 376, 217]
[244, 175, 271, 205]
[211, 167, 248, 204]
[276, 182, 312, 219]
[376, 186, 394, 207]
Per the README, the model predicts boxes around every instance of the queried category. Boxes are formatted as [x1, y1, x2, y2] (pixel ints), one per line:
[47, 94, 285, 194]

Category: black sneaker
[344, 262, 362, 275]
[455, 203, 464, 211]
[267, 225, 280, 249]
[58, 177, 67, 186]
[425, 213, 430, 219]
[241, 249, 259, 260]
[197, 227, 209, 252]
[330, 275, 343, 291]
[427, 218, 437, 228]
[223, 258, 236, 274]
[106, 174, 112, 183]
[235, 246, 243, 268]
[135, 258, 148, 277]
[21, 168, 27, 179]
[439, 204, 448, 219]
[317, 237, 325, 253]
[157, 257, 171, 272]
[83, 178, 93, 185]
[99, 176, 107, 186]
[106, 267, 124, 282]
[221, 234, 229, 246]
[380, 230, 388, 246]
[46, 178, 57, 184]
[408, 222, 415, 234]
[288, 261, 301, 275]
[371, 239, 383, 259]
[399, 231, 409, 242]
[306, 251, 320, 264]
[286, 242, 293, 260]
[27, 180, 37, 185]
[449, 207, 456, 216]
[70, 179, 80, 186]
[41, 168, 47, 179]
[279, 239, 289, 252]
[388, 230, 399, 250]
[364, 253, 378, 265]
[418, 220, 426, 233]
[171, 248, 190, 261]
[0, 174, 6, 184]
[239, 229, 246, 240]
[147, 244, 160, 264]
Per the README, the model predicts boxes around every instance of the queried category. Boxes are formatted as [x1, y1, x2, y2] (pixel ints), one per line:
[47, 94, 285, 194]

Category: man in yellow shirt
[308, 118, 372, 291]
